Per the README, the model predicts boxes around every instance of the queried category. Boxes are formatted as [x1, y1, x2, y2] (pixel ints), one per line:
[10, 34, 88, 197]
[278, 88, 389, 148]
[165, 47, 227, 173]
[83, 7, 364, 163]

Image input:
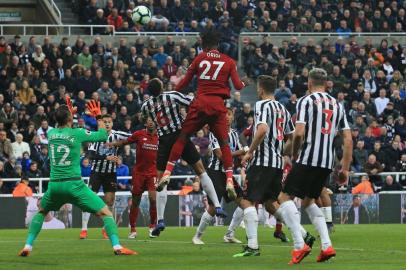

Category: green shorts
[41, 180, 106, 213]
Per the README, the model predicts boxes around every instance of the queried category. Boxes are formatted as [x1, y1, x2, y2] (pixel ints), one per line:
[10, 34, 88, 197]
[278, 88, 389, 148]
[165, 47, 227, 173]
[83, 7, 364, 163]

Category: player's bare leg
[102, 191, 116, 239]
[148, 190, 158, 238]
[233, 199, 260, 257]
[129, 194, 141, 239]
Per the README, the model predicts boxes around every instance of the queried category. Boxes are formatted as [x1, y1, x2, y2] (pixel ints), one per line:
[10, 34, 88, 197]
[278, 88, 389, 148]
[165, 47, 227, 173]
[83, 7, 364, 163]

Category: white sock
[243, 207, 259, 249]
[321, 206, 332, 223]
[277, 201, 305, 250]
[196, 211, 214, 238]
[157, 186, 168, 221]
[299, 224, 307, 238]
[227, 207, 244, 236]
[113, 244, 122, 249]
[305, 203, 332, 250]
[82, 212, 90, 230]
[199, 172, 221, 208]
[24, 244, 32, 251]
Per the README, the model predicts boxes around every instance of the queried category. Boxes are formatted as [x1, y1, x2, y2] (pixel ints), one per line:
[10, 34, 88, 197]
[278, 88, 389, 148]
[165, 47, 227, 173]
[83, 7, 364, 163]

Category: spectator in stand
[385, 140, 402, 171]
[97, 81, 113, 106]
[0, 130, 12, 159]
[107, 8, 123, 31]
[375, 89, 390, 116]
[274, 80, 292, 106]
[364, 154, 384, 186]
[36, 120, 53, 145]
[153, 46, 168, 69]
[236, 103, 254, 132]
[353, 140, 369, 172]
[395, 116, 406, 140]
[116, 156, 130, 191]
[380, 175, 403, 191]
[352, 175, 374, 195]
[11, 133, 30, 160]
[12, 177, 33, 197]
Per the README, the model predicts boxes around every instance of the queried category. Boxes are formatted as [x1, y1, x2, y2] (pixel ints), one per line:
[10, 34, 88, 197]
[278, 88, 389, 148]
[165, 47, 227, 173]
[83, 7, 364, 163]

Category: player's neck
[262, 94, 275, 101]
[310, 87, 325, 93]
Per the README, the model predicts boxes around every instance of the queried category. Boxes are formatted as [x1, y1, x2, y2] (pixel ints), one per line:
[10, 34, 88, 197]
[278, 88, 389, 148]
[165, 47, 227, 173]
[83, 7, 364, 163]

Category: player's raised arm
[229, 60, 248, 91]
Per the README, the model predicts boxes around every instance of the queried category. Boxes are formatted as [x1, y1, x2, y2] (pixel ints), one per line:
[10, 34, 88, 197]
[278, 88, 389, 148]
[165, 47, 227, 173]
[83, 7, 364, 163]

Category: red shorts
[181, 95, 228, 141]
[131, 173, 157, 195]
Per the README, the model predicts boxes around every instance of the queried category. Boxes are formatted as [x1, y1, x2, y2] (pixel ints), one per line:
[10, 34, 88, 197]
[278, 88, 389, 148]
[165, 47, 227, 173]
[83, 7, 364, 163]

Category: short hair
[148, 78, 163, 97]
[257, 75, 277, 94]
[201, 29, 220, 49]
[102, 114, 112, 119]
[309, 68, 327, 87]
[55, 105, 72, 126]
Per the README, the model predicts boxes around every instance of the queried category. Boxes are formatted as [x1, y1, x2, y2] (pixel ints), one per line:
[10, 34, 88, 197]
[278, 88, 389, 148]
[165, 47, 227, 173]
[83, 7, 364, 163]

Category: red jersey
[175, 49, 245, 99]
[126, 129, 158, 176]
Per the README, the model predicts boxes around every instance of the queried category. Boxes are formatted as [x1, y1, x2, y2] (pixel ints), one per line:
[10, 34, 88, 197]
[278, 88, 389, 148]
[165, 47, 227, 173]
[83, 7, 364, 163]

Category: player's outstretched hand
[337, 169, 349, 185]
[65, 94, 77, 116]
[86, 100, 102, 118]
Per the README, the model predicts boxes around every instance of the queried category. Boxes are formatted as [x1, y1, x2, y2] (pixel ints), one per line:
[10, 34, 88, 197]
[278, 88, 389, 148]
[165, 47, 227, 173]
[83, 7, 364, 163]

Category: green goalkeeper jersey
[48, 127, 108, 181]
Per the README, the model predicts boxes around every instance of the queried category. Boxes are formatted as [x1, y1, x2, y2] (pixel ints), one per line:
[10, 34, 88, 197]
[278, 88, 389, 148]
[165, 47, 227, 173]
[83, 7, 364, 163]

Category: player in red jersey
[158, 30, 248, 198]
[109, 117, 159, 239]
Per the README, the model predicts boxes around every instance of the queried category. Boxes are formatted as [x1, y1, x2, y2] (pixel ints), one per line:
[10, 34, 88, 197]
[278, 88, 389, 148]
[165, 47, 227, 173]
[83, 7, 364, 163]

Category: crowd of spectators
[243, 34, 406, 192]
[0, 0, 406, 194]
[74, 0, 406, 38]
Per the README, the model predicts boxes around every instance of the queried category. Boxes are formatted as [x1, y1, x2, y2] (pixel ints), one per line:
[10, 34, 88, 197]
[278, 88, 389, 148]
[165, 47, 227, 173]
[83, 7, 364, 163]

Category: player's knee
[278, 192, 290, 203]
[96, 206, 112, 217]
[193, 160, 205, 175]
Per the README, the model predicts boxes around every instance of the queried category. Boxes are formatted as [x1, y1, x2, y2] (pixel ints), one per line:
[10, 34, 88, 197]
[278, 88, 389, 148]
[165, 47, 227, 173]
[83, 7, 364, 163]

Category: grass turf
[0, 225, 405, 270]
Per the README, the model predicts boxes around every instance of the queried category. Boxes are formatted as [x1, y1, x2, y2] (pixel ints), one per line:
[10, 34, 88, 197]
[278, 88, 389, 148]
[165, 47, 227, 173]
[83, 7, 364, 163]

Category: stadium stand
[0, 0, 405, 196]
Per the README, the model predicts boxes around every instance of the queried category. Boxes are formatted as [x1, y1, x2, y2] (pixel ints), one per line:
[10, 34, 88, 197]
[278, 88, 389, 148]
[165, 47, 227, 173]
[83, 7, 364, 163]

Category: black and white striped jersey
[141, 91, 193, 137]
[295, 91, 350, 169]
[250, 99, 295, 169]
[88, 130, 130, 173]
[208, 129, 242, 171]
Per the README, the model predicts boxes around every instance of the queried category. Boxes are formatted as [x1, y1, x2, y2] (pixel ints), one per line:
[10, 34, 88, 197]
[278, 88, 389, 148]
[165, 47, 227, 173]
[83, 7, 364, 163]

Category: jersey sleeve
[126, 131, 141, 144]
[254, 101, 269, 126]
[284, 110, 295, 135]
[338, 104, 350, 131]
[229, 59, 245, 90]
[170, 92, 193, 106]
[209, 132, 220, 150]
[295, 97, 308, 124]
[175, 57, 198, 92]
[76, 128, 108, 143]
[243, 125, 253, 137]
[114, 131, 132, 141]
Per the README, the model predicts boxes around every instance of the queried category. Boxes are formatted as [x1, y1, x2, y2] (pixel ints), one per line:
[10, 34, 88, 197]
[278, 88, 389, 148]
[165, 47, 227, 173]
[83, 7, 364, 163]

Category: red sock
[166, 137, 187, 172]
[275, 222, 283, 233]
[129, 205, 139, 229]
[220, 144, 233, 174]
[149, 200, 157, 226]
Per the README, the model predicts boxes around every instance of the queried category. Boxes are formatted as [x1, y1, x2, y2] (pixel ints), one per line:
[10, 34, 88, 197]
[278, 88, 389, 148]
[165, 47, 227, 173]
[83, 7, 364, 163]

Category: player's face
[145, 118, 156, 132]
[103, 117, 113, 131]
[226, 110, 234, 127]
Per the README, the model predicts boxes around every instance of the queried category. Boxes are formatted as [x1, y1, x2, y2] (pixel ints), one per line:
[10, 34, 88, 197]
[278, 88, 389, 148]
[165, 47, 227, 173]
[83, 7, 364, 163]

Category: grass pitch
[0, 225, 405, 270]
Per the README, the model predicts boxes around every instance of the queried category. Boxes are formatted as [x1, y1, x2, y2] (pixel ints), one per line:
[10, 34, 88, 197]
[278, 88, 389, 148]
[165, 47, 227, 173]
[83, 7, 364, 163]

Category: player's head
[201, 29, 220, 50]
[102, 114, 113, 132]
[226, 107, 234, 127]
[308, 68, 327, 91]
[148, 78, 164, 97]
[55, 105, 73, 127]
[144, 116, 156, 132]
[257, 75, 277, 99]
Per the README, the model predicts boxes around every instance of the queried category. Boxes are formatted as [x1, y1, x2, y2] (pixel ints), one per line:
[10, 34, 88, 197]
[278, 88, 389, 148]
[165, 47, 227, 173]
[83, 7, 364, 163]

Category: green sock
[102, 216, 120, 248]
[26, 213, 45, 246]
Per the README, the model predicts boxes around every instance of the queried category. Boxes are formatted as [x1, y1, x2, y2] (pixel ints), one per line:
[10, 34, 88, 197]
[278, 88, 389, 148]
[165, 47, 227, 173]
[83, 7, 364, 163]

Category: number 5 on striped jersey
[276, 117, 284, 141]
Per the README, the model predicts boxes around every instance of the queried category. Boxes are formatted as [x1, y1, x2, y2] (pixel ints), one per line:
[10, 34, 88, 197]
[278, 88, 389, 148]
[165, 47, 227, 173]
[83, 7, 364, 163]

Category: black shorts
[206, 168, 243, 205]
[89, 172, 117, 193]
[244, 166, 282, 203]
[157, 131, 201, 171]
[283, 163, 332, 199]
